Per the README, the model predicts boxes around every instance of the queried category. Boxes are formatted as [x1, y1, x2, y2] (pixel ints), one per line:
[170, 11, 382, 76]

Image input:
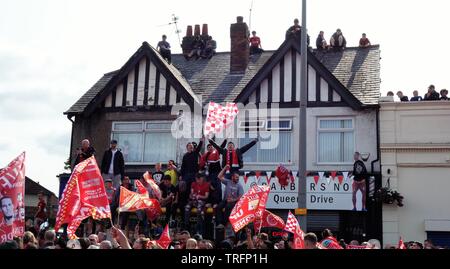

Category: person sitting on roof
[157, 35, 172, 64]
[330, 29, 347, 51]
[285, 18, 310, 46]
[316, 31, 328, 51]
[249, 31, 263, 55]
[187, 36, 205, 60]
[397, 91, 409, 102]
[201, 36, 217, 59]
[359, 33, 371, 48]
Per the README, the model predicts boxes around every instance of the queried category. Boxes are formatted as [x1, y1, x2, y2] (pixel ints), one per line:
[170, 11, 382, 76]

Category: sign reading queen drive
[239, 171, 366, 211]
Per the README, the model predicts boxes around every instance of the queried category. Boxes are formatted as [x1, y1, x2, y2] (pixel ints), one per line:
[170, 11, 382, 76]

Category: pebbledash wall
[380, 101, 450, 247]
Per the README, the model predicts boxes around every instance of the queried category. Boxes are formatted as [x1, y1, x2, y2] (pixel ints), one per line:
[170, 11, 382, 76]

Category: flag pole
[297, 0, 308, 231]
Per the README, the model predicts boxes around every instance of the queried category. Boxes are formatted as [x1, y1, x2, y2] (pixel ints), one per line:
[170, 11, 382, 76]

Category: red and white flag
[119, 182, 157, 212]
[284, 211, 305, 249]
[143, 172, 162, 200]
[55, 157, 111, 239]
[229, 185, 270, 233]
[204, 102, 239, 136]
[398, 237, 406, 249]
[0, 152, 26, 244]
[156, 224, 171, 249]
[254, 209, 285, 231]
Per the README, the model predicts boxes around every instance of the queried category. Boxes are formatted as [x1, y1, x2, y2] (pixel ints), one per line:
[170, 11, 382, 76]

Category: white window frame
[316, 117, 355, 165]
[111, 121, 176, 165]
[239, 118, 294, 165]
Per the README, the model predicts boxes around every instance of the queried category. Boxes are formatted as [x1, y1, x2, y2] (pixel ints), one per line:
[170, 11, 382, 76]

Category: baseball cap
[111, 140, 118, 145]
[105, 179, 113, 183]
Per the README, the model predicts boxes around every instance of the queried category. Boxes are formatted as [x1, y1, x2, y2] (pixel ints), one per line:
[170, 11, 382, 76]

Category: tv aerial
[157, 14, 182, 45]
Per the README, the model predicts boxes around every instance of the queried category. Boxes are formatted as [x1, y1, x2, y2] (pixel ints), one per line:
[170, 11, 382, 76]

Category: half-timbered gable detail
[65, 42, 199, 118]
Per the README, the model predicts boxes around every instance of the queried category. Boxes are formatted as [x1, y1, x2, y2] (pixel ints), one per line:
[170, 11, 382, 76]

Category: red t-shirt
[249, 36, 261, 47]
[36, 201, 47, 219]
[191, 182, 210, 200]
[359, 38, 370, 47]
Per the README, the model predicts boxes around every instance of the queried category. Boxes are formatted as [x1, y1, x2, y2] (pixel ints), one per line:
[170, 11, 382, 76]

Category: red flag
[255, 171, 261, 180]
[143, 172, 162, 200]
[229, 185, 270, 233]
[156, 224, 171, 249]
[254, 210, 285, 231]
[320, 236, 343, 249]
[119, 184, 158, 212]
[55, 157, 111, 239]
[337, 176, 344, 185]
[131, 180, 162, 221]
[284, 211, 305, 249]
[398, 237, 406, 249]
[0, 152, 26, 244]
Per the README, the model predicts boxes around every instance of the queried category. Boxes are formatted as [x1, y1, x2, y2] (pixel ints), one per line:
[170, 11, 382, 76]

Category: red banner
[229, 185, 270, 233]
[0, 152, 26, 244]
[55, 157, 111, 239]
[136, 180, 162, 221]
[254, 209, 285, 231]
[156, 224, 171, 249]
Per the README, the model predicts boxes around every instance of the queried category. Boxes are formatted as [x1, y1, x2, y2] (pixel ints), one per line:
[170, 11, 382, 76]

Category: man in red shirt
[184, 173, 209, 234]
[359, 33, 371, 48]
[34, 192, 47, 230]
[249, 31, 263, 55]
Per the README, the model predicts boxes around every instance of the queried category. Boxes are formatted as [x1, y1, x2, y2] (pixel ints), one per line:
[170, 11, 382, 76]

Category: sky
[1, 0, 449, 195]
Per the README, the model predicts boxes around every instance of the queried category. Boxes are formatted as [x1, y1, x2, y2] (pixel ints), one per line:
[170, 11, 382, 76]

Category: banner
[55, 157, 111, 239]
[0, 152, 26, 244]
[143, 172, 162, 200]
[254, 209, 285, 231]
[229, 185, 270, 233]
[204, 102, 239, 136]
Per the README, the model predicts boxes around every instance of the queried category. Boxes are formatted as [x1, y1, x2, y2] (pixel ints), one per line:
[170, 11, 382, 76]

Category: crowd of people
[387, 85, 449, 102]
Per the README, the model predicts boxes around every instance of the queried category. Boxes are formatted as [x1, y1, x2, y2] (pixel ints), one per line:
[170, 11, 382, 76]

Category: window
[239, 119, 293, 164]
[112, 121, 176, 164]
[317, 118, 354, 164]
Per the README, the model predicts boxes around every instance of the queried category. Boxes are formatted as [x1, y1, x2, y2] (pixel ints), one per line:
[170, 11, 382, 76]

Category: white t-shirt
[108, 149, 118, 174]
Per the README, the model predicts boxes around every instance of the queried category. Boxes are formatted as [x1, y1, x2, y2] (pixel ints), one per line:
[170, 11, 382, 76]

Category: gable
[236, 37, 364, 110]
[103, 56, 185, 109]
[65, 42, 198, 117]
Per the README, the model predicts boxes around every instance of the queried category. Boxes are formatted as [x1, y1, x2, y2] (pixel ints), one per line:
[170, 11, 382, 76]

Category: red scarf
[226, 149, 239, 167]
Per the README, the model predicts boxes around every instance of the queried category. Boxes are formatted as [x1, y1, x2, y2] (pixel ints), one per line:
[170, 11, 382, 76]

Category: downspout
[371, 107, 380, 173]
[67, 115, 75, 169]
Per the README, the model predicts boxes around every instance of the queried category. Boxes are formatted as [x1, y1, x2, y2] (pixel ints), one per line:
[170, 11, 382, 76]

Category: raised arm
[209, 139, 226, 154]
[220, 139, 228, 149]
[218, 165, 229, 182]
[194, 137, 205, 154]
[240, 138, 259, 154]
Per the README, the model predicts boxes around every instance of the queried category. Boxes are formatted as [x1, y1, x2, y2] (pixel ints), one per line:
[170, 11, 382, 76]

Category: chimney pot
[194, 24, 201, 36]
[202, 24, 209, 36]
[186, 25, 193, 37]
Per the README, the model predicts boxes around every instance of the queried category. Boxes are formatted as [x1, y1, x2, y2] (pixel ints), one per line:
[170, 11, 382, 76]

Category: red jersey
[36, 201, 47, 219]
[249, 36, 261, 47]
[191, 182, 210, 200]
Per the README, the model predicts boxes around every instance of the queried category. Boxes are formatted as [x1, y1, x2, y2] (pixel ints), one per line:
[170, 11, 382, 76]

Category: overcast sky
[1, 0, 449, 194]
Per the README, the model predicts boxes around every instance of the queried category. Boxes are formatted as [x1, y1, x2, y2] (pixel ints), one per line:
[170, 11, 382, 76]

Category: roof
[314, 45, 381, 105]
[65, 41, 381, 115]
[25, 177, 56, 198]
[171, 52, 273, 103]
[65, 70, 118, 115]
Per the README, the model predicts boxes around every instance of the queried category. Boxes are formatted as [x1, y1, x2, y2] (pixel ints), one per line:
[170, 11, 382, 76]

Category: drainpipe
[67, 115, 75, 169]
[371, 107, 380, 173]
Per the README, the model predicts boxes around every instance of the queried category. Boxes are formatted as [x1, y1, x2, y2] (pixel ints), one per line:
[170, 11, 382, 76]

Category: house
[25, 177, 58, 221]
[380, 101, 450, 248]
[64, 17, 382, 242]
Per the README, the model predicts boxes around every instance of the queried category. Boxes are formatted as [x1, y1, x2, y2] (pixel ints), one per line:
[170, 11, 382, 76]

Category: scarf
[226, 149, 239, 168]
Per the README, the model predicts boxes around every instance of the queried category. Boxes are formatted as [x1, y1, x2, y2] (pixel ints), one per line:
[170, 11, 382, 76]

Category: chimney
[202, 24, 209, 36]
[230, 16, 249, 74]
[186, 25, 193, 37]
[194, 24, 201, 36]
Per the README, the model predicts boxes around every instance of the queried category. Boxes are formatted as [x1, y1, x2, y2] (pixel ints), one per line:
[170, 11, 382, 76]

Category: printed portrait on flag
[0, 152, 26, 244]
